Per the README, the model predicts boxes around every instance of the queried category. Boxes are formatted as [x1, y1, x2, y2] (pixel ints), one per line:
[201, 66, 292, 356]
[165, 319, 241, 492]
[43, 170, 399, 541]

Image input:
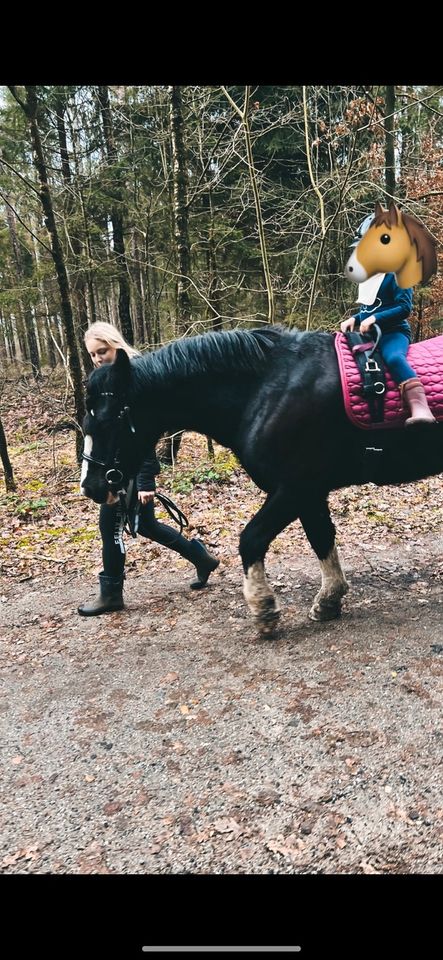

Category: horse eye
[380, 234, 391, 245]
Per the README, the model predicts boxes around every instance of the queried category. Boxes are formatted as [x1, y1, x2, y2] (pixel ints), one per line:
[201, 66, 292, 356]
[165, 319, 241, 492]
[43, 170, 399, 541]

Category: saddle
[335, 331, 443, 429]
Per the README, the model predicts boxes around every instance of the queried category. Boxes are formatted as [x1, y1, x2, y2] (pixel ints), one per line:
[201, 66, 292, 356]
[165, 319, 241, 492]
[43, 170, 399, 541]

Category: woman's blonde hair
[84, 322, 141, 358]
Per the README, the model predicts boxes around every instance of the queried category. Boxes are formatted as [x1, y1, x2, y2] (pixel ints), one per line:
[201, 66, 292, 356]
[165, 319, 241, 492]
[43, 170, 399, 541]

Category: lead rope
[120, 489, 189, 546]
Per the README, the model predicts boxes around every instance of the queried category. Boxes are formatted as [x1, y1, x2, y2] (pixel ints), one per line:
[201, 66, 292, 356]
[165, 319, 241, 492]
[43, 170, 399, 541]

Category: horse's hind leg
[240, 489, 298, 634]
[299, 498, 348, 621]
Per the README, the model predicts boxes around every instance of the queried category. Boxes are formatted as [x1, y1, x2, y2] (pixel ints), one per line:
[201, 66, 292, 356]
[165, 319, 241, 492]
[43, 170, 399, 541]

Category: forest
[1, 85, 443, 460]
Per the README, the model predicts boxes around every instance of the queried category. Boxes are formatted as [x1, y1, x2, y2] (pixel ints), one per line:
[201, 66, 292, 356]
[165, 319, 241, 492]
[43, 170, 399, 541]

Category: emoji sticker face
[344, 201, 437, 289]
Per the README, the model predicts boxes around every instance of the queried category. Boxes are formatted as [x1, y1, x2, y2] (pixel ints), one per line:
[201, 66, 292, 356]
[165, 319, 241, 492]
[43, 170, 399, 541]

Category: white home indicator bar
[142, 949, 301, 954]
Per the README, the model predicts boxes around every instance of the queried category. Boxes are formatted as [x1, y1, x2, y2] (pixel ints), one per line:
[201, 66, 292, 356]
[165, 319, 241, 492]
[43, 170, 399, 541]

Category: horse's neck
[152, 373, 251, 447]
[396, 257, 422, 288]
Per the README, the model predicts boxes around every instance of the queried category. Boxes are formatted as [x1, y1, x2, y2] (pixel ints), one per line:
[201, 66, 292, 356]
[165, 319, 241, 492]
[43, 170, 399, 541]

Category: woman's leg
[99, 502, 126, 579]
[78, 503, 125, 615]
[138, 500, 219, 588]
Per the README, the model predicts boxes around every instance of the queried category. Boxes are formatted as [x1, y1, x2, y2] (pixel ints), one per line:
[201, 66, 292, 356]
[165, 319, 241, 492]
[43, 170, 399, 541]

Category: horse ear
[114, 348, 132, 390]
[374, 201, 384, 218]
[388, 201, 399, 225]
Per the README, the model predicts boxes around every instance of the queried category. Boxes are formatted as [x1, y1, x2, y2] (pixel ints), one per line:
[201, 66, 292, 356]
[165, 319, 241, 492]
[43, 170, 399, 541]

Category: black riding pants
[99, 498, 197, 579]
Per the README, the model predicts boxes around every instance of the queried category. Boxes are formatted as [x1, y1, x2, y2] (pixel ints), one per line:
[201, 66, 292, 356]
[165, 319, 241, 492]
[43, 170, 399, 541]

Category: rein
[131, 492, 189, 546]
[154, 492, 189, 535]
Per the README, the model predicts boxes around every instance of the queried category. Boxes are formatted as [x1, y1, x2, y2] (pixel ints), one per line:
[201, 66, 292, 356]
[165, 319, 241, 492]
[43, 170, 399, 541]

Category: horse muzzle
[81, 481, 111, 504]
[344, 250, 368, 283]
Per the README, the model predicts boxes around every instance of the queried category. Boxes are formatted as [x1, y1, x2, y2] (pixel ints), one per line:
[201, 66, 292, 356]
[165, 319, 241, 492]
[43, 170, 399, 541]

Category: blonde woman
[79, 322, 219, 615]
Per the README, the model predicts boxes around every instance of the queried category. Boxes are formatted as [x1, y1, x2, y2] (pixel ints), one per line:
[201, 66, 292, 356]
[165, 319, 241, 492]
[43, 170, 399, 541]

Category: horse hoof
[255, 607, 281, 636]
[309, 602, 342, 622]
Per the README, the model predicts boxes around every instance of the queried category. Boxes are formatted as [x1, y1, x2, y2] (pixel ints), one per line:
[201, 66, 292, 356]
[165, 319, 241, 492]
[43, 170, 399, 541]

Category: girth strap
[345, 324, 386, 422]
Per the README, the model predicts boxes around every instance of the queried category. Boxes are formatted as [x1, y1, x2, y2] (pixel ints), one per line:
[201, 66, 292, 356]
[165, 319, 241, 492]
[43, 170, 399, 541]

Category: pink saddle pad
[335, 332, 443, 429]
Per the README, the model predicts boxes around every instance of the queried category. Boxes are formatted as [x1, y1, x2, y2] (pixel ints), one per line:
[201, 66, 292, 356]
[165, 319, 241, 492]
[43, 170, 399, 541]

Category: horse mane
[131, 326, 296, 389]
[401, 211, 438, 284]
[373, 202, 437, 284]
[373, 203, 399, 231]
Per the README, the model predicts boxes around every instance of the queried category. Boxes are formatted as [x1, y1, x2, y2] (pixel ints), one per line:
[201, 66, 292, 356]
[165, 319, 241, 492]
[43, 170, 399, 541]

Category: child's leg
[379, 332, 415, 384]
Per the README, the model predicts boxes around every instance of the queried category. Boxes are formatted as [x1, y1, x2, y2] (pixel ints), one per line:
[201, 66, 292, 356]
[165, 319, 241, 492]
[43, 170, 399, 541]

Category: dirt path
[2, 527, 443, 879]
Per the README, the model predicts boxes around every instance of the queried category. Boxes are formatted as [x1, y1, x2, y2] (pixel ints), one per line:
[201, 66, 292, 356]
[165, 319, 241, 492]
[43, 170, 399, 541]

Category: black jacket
[353, 273, 413, 338]
[136, 451, 161, 492]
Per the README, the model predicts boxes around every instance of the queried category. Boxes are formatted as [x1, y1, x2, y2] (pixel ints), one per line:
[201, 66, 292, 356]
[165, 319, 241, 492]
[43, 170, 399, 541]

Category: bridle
[82, 392, 136, 495]
[81, 392, 189, 542]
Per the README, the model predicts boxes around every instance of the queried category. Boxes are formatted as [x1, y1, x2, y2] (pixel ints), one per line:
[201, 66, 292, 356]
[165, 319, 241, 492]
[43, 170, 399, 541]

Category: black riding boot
[186, 538, 220, 590]
[78, 572, 124, 616]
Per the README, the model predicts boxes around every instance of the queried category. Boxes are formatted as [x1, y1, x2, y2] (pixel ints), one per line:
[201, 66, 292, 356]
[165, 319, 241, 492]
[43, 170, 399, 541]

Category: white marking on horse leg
[80, 435, 92, 494]
[309, 545, 349, 621]
[243, 561, 280, 632]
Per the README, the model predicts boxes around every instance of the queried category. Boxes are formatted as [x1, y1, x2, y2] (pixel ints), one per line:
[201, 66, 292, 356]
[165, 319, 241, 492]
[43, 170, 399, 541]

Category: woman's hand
[138, 491, 155, 505]
[359, 318, 375, 335]
[341, 317, 356, 333]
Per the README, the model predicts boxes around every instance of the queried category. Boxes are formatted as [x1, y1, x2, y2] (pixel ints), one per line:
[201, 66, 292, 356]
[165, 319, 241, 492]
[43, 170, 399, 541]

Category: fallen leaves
[2, 839, 52, 867]
[360, 859, 381, 874]
[266, 836, 305, 859]
[212, 817, 242, 838]
[159, 671, 179, 686]
[103, 801, 123, 816]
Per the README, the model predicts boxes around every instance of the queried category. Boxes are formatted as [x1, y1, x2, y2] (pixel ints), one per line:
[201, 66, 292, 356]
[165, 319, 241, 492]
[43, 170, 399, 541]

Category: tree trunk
[5, 205, 40, 375]
[221, 86, 275, 323]
[168, 85, 193, 335]
[98, 85, 133, 344]
[130, 227, 145, 345]
[143, 218, 154, 345]
[157, 430, 184, 465]
[66, 106, 98, 329]
[204, 184, 223, 330]
[385, 85, 396, 199]
[8, 86, 86, 456]
[0, 416, 16, 491]
[55, 90, 90, 372]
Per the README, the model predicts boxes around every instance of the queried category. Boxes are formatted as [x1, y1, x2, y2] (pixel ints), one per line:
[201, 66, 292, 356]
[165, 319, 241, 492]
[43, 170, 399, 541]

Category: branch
[411, 190, 443, 200]
[358, 86, 443, 133]
[7, 85, 28, 114]
[220, 86, 244, 120]
[302, 86, 325, 236]
[0, 156, 41, 196]
[220, 85, 275, 323]
[0, 190, 53, 255]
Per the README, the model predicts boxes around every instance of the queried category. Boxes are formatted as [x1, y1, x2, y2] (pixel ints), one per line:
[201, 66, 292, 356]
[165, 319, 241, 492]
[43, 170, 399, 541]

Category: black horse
[81, 326, 443, 632]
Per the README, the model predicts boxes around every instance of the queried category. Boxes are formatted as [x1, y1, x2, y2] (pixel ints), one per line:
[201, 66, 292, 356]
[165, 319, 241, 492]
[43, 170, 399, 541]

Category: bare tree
[8, 86, 85, 454]
[384, 85, 396, 198]
[0, 415, 16, 491]
[54, 88, 90, 371]
[169, 85, 193, 334]
[97, 85, 134, 344]
[221, 85, 275, 324]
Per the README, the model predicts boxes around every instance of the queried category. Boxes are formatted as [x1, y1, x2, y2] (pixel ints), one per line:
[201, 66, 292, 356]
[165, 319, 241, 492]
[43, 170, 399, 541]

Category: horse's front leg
[240, 488, 298, 634]
[299, 498, 349, 621]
